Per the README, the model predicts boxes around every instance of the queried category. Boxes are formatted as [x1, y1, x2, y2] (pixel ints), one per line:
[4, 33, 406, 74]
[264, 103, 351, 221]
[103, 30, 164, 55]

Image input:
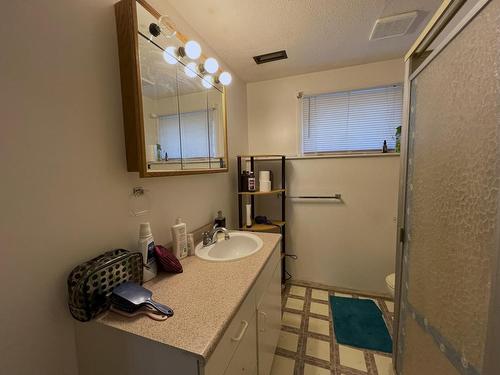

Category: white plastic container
[246, 204, 252, 228]
[138, 223, 158, 282]
[171, 218, 188, 259]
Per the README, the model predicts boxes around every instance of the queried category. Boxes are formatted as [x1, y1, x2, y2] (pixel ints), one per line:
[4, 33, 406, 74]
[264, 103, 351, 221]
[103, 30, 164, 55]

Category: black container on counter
[240, 171, 249, 192]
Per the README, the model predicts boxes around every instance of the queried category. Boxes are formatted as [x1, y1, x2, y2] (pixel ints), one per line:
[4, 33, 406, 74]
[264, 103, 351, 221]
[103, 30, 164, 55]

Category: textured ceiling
[158, 0, 442, 82]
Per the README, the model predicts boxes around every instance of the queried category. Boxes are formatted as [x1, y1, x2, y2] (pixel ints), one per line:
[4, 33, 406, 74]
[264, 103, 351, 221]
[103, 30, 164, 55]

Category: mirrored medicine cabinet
[115, 0, 228, 177]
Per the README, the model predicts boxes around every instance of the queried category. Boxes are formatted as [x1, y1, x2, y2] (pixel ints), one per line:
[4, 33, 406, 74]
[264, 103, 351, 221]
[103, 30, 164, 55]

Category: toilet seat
[386, 273, 395, 292]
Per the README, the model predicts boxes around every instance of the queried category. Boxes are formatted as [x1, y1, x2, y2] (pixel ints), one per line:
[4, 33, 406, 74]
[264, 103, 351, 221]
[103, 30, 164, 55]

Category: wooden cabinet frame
[114, 0, 229, 177]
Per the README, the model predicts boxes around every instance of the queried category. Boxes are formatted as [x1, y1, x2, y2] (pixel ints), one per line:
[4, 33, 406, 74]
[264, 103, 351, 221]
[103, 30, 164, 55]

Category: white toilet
[386, 273, 396, 297]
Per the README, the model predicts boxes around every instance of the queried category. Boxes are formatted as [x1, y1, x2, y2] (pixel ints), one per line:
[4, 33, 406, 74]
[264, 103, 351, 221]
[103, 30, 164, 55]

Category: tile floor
[271, 283, 395, 375]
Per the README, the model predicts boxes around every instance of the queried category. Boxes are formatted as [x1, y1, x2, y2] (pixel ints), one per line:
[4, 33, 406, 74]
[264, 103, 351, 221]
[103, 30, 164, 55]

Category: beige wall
[285, 156, 400, 293]
[247, 60, 404, 294]
[0, 1, 247, 374]
[247, 59, 404, 156]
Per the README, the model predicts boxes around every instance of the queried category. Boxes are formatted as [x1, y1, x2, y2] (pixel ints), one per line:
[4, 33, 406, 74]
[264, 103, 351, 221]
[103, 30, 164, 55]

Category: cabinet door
[257, 262, 282, 375]
[224, 313, 258, 375]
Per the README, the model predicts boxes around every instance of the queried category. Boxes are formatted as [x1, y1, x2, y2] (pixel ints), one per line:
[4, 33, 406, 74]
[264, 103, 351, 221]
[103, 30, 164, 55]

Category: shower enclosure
[394, 0, 499, 374]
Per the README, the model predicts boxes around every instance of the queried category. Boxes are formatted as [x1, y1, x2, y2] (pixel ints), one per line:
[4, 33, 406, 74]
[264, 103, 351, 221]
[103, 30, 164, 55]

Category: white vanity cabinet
[204, 244, 281, 375]
[76, 241, 282, 375]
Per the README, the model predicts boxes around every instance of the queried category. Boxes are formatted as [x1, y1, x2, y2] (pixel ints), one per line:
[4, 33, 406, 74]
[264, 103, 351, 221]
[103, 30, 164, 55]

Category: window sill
[287, 152, 400, 160]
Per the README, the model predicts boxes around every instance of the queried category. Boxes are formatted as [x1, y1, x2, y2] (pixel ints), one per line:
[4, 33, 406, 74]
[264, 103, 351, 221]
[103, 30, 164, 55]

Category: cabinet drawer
[204, 288, 256, 375]
[254, 244, 280, 307]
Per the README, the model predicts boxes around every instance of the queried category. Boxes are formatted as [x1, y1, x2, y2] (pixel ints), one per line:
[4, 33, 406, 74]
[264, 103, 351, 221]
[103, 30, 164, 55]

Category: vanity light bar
[149, 22, 232, 86]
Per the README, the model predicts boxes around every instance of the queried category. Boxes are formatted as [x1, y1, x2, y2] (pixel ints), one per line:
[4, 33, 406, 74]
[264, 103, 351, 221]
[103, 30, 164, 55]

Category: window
[301, 85, 403, 154]
[158, 109, 217, 159]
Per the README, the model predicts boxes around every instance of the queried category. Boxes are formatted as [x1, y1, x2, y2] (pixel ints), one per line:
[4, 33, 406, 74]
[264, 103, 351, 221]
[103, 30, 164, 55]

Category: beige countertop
[97, 232, 281, 362]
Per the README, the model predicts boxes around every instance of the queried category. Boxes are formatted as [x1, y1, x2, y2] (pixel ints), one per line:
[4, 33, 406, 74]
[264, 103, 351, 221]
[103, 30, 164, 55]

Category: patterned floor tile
[270, 355, 295, 375]
[304, 363, 330, 375]
[286, 297, 305, 311]
[311, 289, 329, 301]
[306, 337, 330, 361]
[308, 317, 330, 335]
[310, 302, 329, 316]
[277, 331, 299, 352]
[282, 311, 302, 329]
[290, 285, 307, 297]
[273, 282, 395, 375]
[374, 354, 394, 375]
[339, 345, 367, 371]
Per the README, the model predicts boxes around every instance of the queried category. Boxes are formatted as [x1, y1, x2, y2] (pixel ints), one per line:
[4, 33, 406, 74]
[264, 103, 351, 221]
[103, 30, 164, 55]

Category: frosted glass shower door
[398, 1, 499, 374]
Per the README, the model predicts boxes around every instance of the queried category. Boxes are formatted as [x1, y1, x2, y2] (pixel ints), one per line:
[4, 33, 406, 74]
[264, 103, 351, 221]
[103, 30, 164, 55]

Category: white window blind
[301, 85, 403, 154]
[159, 109, 217, 159]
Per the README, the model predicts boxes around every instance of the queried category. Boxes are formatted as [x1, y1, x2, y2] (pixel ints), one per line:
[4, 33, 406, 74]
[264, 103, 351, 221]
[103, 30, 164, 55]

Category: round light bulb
[184, 40, 202, 60]
[201, 75, 213, 89]
[184, 62, 198, 78]
[203, 57, 219, 74]
[218, 71, 232, 86]
[163, 46, 178, 65]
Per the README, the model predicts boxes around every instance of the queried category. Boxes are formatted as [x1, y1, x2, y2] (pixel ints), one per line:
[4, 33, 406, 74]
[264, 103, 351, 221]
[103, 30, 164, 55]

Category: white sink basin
[195, 231, 263, 262]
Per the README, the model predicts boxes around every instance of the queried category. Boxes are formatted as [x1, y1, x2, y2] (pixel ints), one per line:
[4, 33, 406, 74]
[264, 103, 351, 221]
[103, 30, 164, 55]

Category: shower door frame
[393, 0, 500, 373]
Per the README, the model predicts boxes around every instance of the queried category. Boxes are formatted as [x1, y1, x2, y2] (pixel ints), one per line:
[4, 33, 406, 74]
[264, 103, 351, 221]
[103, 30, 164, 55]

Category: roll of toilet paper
[260, 180, 272, 192]
[259, 170, 271, 182]
[246, 204, 252, 227]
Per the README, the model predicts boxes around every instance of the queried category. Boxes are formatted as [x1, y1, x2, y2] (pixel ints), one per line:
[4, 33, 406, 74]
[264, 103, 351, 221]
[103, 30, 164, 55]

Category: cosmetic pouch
[154, 245, 183, 273]
[67, 249, 143, 322]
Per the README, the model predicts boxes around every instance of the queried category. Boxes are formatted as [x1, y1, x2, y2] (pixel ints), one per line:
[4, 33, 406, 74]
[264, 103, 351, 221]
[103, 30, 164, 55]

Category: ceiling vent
[370, 11, 418, 40]
[253, 50, 288, 65]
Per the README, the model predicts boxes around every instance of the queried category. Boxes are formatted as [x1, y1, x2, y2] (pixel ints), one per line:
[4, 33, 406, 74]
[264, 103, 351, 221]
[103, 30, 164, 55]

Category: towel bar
[286, 194, 342, 200]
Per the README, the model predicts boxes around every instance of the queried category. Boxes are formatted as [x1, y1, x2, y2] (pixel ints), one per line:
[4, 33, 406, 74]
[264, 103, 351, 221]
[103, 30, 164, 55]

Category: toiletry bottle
[214, 210, 226, 228]
[171, 218, 188, 259]
[187, 233, 195, 256]
[248, 171, 256, 192]
[156, 144, 162, 161]
[382, 140, 388, 153]
[138, 223, 158, 282]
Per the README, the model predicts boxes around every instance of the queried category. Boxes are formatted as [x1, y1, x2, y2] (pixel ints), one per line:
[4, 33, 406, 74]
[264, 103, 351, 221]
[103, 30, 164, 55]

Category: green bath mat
[330, 296, 392, 353]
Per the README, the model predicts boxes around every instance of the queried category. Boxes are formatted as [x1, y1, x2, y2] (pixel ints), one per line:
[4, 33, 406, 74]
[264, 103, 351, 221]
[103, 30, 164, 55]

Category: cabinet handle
[231, 320, 249, 342]
[259, 311, 267, 332]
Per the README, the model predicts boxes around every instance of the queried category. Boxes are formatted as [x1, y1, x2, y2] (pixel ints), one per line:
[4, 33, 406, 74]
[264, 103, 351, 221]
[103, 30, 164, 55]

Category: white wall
[0, 1, 247, 374]
[247, 60, 404, 294]
[247, 59, 404, 156]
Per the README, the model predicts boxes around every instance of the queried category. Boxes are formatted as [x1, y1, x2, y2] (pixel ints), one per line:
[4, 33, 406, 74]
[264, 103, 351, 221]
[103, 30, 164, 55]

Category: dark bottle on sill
[382, 140, 388, 153]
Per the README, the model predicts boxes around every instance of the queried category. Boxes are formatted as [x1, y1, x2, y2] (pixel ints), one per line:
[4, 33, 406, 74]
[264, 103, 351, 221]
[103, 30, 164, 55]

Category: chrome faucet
[202, 226, 231, 246]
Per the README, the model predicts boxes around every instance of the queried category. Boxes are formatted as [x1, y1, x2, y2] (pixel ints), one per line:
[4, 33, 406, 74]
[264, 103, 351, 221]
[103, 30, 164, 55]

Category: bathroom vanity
[75, 232, 282, 375]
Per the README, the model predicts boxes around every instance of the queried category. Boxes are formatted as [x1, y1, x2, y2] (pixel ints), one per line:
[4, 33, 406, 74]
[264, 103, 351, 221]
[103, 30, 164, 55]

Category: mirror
[127, 1, 228, 176]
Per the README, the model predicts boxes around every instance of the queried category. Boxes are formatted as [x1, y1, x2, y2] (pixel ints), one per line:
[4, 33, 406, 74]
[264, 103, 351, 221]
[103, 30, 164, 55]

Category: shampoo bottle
[138, 223, 158, 282]
[172, 218, 188, 259]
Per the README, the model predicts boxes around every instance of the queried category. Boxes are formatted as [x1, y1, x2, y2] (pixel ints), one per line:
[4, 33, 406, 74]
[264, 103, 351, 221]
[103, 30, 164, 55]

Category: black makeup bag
[67, 249, 143, 322]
